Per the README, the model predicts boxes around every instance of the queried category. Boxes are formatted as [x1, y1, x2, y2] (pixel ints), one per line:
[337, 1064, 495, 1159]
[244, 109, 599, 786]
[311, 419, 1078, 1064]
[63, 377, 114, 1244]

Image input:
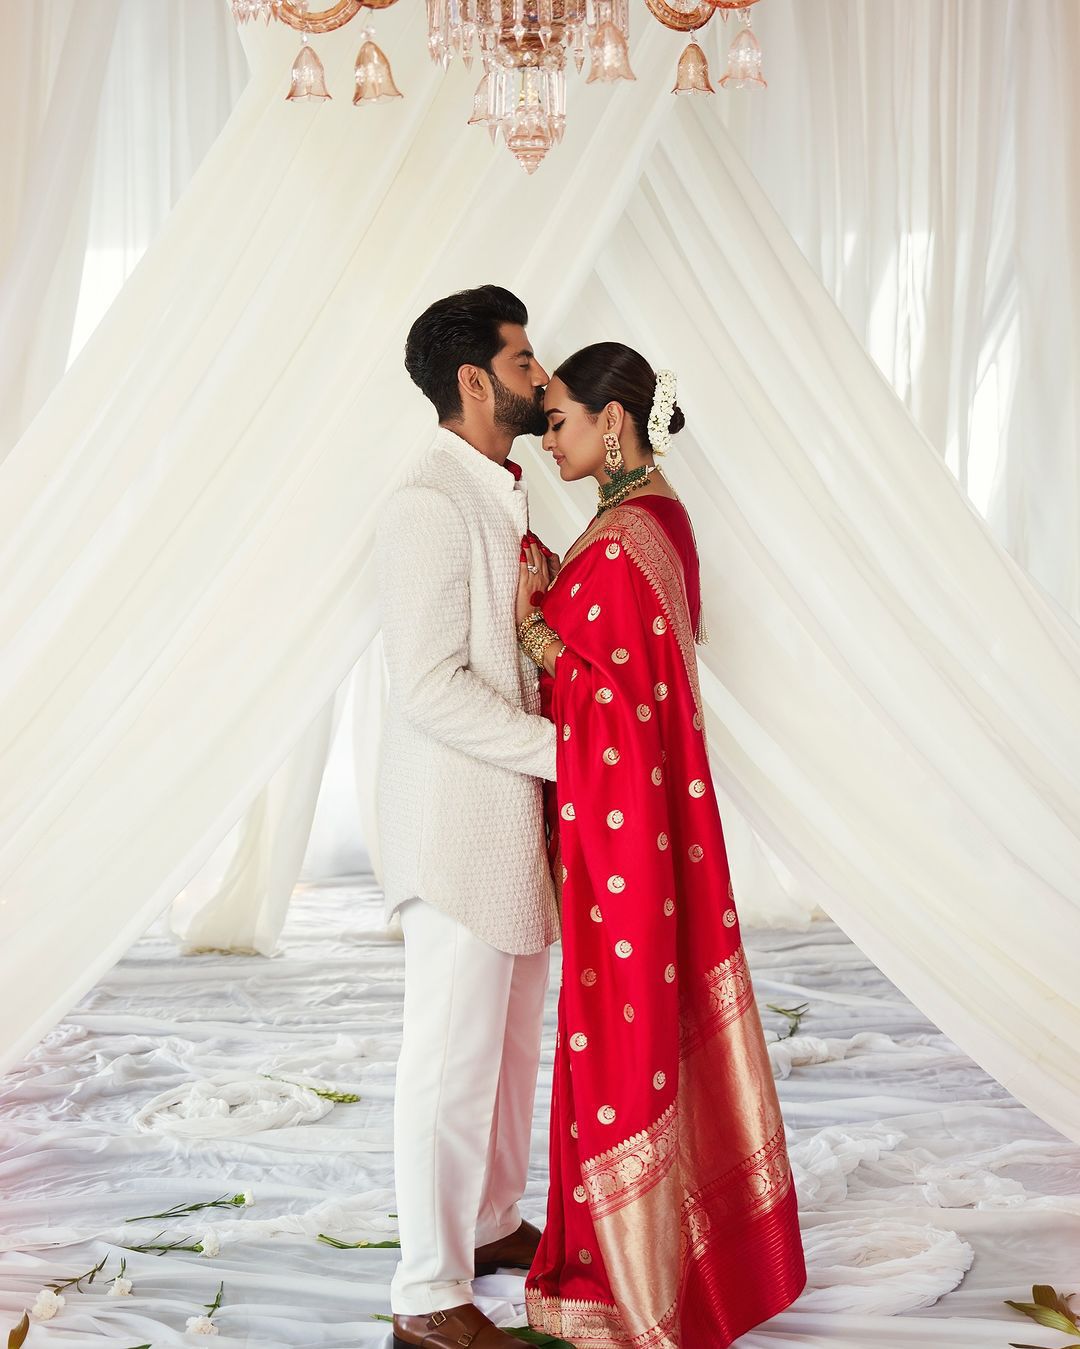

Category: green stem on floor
[318, 1234, 400, 1248]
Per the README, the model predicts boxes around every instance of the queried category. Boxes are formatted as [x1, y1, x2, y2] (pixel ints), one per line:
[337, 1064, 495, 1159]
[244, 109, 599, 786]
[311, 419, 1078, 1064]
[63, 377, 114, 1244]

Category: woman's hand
[527, 530, 562, 581]
[516, 537, 551, 626]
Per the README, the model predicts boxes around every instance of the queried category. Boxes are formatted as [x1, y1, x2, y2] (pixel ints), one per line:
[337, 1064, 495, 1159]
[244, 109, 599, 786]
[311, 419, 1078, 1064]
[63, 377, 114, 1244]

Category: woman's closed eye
[549, 419, 565, 432]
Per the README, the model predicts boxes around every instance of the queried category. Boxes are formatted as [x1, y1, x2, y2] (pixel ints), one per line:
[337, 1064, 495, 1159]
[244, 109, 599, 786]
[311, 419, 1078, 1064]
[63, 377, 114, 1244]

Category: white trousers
[390, 898, 550, 1315]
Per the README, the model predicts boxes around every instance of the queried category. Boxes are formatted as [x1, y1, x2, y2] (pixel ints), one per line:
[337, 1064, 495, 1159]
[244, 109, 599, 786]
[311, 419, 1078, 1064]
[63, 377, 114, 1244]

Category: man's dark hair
[404, 285, 529, 421]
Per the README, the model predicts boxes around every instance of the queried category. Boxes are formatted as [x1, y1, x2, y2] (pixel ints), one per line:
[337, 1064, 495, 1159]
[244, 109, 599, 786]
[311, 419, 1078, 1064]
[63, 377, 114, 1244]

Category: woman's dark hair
[405, 284, 529, 420]
[553, 341, 686, 446]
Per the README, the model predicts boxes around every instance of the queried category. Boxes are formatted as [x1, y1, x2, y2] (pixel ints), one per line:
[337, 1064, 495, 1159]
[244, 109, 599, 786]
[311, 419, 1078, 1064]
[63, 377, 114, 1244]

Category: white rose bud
[185, 1314, 219, 1335]
[197, 1231, 221, 1257]
[243, 1190, 255, 1206]
[108, 1277, 133, 1297]
[30, 1289, 65, 1320]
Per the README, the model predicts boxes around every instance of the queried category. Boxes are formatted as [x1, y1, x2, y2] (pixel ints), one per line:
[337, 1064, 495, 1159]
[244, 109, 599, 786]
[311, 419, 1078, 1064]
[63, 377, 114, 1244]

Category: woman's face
[542, 376, 612, 482]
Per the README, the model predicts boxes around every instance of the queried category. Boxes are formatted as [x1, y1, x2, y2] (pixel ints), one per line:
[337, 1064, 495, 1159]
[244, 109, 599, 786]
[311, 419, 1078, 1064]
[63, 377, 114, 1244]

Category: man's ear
[458, 363, 490, 405]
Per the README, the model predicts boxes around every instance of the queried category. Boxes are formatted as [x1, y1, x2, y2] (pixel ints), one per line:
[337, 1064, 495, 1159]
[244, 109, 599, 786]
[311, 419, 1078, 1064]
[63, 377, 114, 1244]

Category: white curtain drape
[3, 3, 1080, 1149]
[0, 0, 246, 455]
[67, 0, 248, 360]
[0, 0, 258, 947]
[169, 697, 341, 954]
[0, 1, 122, 454]
[996, 3, 1080, 614]
[717, 0, 1080, 616]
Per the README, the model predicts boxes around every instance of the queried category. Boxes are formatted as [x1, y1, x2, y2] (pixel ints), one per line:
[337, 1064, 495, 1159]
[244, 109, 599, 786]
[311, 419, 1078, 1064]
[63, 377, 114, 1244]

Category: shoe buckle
[429, 1310, 448, 1327]
[457, 1336, 474, 1347]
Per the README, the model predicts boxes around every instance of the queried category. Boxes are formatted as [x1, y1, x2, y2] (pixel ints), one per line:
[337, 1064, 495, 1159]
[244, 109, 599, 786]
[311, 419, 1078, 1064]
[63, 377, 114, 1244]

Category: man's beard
[492, 373, 548, 438]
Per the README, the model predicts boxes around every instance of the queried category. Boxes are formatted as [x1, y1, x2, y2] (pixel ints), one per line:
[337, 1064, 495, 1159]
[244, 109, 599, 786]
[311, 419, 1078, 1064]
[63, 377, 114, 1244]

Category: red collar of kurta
[503, 458, 523, 481]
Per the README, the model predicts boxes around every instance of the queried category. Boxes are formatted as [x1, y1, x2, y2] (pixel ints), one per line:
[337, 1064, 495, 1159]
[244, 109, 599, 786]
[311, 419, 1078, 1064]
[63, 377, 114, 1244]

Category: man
[377, 286, 558, 1349]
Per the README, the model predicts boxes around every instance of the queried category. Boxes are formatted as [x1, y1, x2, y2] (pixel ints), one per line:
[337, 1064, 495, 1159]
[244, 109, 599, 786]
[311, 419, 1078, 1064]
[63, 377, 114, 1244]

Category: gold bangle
[516, 611, 544, 643]
[518, 612, 561, 668]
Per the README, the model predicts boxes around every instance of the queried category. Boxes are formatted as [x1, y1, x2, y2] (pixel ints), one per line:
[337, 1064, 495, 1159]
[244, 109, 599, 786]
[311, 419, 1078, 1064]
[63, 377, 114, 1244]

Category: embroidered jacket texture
[376, 426, 559, 955]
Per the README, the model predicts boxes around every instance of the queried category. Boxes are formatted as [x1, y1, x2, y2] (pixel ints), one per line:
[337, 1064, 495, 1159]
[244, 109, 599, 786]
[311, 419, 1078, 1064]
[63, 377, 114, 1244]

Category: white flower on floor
[185, 1314, 220, 1335]
[197, 1231, 221, 1257]
[31, 1289, 64, 1320]
[108, 1276, 133, 1297]
[243, 1190, 255, 1206]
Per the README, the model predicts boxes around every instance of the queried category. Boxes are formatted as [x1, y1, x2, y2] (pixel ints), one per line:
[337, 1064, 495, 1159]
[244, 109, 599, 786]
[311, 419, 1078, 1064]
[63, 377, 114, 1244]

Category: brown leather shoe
[392, 1303, 520, 1347]
[473, 1219, 542, 1277]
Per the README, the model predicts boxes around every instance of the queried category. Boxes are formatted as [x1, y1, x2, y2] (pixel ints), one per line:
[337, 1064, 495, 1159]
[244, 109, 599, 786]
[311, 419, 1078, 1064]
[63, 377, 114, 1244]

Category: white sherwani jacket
[376, 426, 559, 955]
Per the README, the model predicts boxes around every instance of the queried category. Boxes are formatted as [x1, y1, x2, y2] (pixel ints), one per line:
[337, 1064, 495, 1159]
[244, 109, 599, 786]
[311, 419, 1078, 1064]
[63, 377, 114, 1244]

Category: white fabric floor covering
[1, 881, 1077, 1348]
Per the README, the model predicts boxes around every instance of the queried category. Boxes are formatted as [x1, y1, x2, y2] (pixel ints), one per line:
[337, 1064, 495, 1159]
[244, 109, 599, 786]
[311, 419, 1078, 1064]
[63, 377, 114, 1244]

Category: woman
[514, 343, 806, 1347]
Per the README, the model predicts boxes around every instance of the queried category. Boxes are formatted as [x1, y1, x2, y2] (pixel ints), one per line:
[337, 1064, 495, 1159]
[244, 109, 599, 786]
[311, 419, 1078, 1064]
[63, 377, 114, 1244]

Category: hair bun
[668, 403, 686, 436]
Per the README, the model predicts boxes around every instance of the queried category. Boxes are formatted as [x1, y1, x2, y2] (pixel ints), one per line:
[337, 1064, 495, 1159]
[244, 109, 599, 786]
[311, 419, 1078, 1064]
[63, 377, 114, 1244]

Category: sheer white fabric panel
[0, 1, 122, 453]
[170, 697, 341, 955]
[0, 0, 246, 454]
[2, 8, 1080, 1147]
[0, 0, 256, 944]
[714, 0, 1080, 617]
[997, 2, 1080, 615]
[68, 0, 248, 358]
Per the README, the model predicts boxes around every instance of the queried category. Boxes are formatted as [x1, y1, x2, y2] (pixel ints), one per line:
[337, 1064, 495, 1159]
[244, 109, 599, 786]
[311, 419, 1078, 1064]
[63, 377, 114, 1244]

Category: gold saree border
[680, 944, 755, 1057]
[682, 1122, 793, 1261]
[525, 1289, 679, 1349]
[581, 1111, 793, 1243]
[581, 1100, 679, 1219]
[526, 1125, 794, 1347]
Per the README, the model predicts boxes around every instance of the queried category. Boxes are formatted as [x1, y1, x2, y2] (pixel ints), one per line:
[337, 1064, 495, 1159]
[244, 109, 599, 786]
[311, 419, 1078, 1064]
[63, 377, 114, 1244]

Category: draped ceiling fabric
[2, 0, 1080, 1154]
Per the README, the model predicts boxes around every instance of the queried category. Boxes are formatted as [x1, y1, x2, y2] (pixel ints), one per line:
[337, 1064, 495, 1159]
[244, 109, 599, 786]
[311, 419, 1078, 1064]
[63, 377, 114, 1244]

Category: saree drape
[527, 498, 805, 1348]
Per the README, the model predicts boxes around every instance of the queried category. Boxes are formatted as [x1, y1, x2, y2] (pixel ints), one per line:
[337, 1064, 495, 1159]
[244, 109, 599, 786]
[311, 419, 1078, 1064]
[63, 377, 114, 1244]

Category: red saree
[526, 498, 806, 1348]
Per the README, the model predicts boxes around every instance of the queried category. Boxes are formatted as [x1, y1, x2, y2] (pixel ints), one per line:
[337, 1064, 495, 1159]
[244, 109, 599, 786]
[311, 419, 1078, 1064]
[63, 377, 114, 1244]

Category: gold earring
[603, 432, 624, 477]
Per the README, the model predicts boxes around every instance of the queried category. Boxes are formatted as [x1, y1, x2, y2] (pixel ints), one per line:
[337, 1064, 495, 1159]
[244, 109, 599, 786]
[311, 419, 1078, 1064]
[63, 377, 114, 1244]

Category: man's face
[488, 323, 550, 438]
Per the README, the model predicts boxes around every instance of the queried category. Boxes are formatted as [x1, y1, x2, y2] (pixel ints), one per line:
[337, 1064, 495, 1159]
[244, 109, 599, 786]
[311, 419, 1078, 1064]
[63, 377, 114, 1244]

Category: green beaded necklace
[597, 463, 658, 516]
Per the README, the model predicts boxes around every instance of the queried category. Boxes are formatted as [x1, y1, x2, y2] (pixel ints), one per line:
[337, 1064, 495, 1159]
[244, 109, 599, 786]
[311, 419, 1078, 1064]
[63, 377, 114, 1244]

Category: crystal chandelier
[231, 0, 766, 172]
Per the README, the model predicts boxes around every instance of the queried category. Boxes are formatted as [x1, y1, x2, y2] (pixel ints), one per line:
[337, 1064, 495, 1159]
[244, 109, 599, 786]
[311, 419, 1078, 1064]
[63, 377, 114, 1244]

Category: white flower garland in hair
[647, 369, 677, 456]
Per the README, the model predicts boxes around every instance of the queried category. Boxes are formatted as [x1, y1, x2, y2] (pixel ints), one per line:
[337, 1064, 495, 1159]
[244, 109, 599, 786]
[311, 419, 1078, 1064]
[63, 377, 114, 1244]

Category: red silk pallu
[526, 498, 806, 1348]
